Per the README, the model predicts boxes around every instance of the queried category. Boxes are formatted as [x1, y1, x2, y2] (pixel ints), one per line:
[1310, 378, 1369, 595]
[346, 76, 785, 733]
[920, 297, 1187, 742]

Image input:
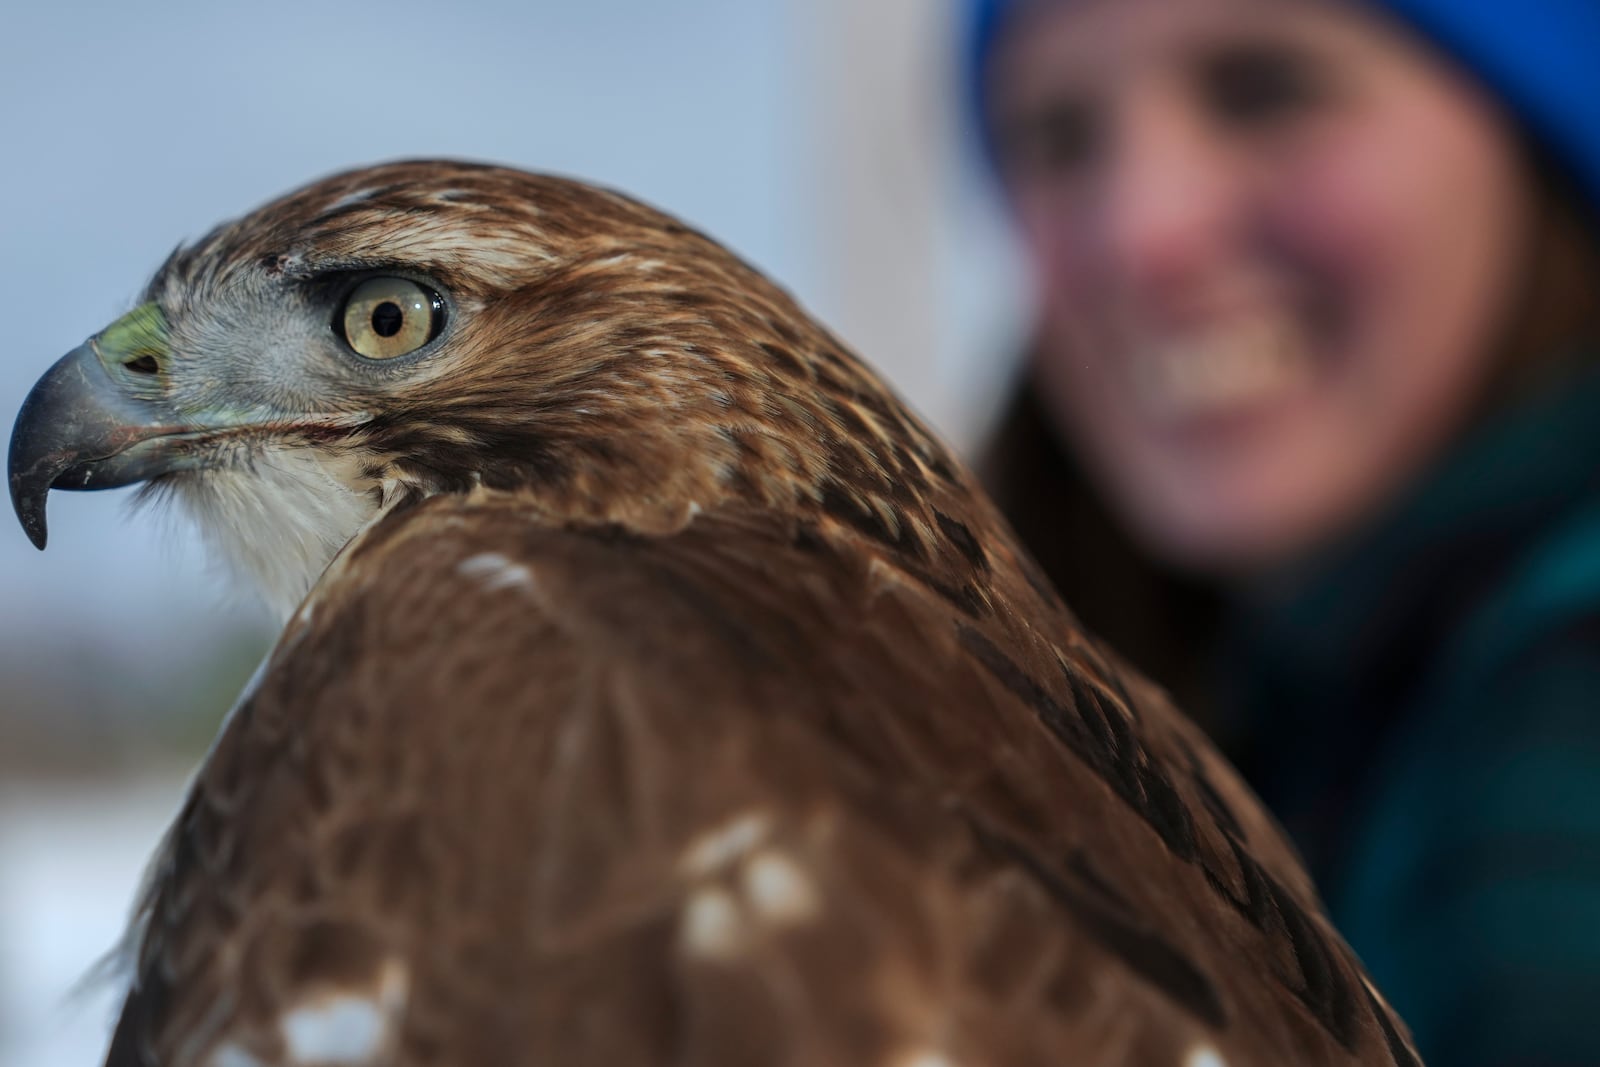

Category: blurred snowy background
[0, 1, 1021, 1062]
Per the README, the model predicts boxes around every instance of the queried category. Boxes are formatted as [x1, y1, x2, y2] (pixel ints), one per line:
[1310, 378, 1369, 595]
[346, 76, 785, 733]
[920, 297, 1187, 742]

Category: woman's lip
[1123, 311, 1316, 422]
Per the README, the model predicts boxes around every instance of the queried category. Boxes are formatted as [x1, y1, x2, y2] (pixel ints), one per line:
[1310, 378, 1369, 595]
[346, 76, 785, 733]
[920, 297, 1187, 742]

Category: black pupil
[371, 300, 404, 338]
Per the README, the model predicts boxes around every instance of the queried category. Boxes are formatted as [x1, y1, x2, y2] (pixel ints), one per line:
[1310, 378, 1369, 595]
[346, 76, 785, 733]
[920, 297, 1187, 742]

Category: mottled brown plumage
[10, 162, 1419, 1066]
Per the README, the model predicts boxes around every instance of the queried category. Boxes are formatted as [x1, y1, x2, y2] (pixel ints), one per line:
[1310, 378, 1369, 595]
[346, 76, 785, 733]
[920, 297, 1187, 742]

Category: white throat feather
[148, 445, 382, 621]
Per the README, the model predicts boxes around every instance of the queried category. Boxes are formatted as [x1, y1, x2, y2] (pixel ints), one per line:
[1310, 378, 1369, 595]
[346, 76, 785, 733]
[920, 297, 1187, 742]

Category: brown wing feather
[111, 490, 1417, 1067]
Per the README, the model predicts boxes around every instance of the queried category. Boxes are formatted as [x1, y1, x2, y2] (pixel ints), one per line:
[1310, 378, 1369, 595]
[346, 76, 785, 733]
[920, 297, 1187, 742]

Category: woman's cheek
[1270, 104, 1527, 449]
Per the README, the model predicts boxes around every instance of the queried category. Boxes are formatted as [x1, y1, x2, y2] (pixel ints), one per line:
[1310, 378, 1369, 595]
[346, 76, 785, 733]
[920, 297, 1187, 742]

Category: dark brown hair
[1489, 151, 1600, 400]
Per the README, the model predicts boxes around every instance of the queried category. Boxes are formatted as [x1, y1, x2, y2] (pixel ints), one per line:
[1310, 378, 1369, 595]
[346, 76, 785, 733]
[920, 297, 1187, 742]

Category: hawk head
[9, 160, 890, 617]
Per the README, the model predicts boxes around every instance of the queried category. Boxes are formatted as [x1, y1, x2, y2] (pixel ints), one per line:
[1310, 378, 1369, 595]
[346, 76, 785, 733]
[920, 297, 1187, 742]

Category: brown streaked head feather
[131, 161, 971, 617]
[17, 160, 1417, 1066]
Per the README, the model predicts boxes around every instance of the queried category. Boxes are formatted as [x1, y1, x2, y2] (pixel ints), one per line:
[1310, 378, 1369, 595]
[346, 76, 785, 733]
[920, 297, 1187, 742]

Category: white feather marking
[1184, 1048, 1227, 1067]
[679, 811, 771, 877]
[278, 958, 409, 1065]
[159, 445, 380, 621]
[207, 1043, 267, 1067]
[457, 551, 535, 592]
[320, 186, 383, 215]
[280, 1000, 386, 1065]
[591, 252, 665, 272]
[895, 1053, 959, 1067]
[681, 887, 745, 960]
[741, 849, 819, 926]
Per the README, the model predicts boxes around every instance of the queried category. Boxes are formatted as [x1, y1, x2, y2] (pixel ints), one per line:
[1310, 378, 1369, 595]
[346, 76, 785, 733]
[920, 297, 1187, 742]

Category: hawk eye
[338, 277, 444, 360]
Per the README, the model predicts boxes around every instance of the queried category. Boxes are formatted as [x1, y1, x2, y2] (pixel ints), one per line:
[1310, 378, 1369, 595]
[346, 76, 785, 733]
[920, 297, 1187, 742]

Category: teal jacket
[1228, 361, 1600, 1066]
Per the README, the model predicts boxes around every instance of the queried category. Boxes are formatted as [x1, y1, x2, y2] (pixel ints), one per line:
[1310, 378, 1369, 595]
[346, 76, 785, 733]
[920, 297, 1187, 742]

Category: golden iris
[340, 277, 442, 359]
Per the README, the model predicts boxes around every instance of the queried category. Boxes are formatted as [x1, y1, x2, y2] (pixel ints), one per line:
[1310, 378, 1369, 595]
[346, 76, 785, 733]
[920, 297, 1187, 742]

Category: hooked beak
[8, 303, 211, 549]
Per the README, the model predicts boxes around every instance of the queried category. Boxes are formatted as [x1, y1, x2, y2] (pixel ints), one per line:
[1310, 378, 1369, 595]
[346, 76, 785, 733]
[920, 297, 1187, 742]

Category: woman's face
[989, 0, 1532, 572]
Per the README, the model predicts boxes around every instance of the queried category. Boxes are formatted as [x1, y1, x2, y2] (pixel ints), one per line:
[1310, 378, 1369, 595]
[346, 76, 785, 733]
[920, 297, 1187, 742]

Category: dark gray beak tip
[12, 483, 50, 550]
[9, 388, 60, 551]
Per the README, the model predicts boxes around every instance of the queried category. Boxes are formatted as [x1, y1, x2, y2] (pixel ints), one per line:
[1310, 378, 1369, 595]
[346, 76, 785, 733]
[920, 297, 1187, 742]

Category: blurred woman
[967, 0, 1600, 1061]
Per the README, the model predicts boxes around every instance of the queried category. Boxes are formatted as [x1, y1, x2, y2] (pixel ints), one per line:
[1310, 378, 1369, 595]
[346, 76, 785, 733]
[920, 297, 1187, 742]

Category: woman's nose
[1098, 94, 1245, 303]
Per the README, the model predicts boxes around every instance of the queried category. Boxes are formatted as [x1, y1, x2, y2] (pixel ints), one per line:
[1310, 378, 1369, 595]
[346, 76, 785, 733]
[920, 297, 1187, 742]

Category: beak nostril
[124, 355, 161, 375]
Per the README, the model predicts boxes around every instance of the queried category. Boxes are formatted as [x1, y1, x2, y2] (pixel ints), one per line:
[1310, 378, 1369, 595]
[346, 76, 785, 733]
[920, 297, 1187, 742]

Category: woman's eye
[1201, 44, 1328, 129]
[996, 98, 1104, 178]
[337, 277, 445, 360]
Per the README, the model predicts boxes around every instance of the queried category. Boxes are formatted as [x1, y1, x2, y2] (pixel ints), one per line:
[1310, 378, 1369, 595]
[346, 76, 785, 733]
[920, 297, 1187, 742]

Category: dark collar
[1224, 359, 1600, 876]
[1234, 359, 1600, 700]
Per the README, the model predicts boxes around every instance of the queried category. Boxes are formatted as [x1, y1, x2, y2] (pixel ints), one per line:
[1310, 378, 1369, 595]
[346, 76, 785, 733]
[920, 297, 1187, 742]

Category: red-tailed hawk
[8, 161, 1419, 1067]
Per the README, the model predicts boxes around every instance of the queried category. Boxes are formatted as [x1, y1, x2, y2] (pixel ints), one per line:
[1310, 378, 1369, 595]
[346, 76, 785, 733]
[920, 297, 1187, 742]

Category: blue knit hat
[966, 0, 1600, 211]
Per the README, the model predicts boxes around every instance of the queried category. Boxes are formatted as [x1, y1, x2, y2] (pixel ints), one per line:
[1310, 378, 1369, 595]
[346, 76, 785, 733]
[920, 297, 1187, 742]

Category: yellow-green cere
[92, 302, 170, 372]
